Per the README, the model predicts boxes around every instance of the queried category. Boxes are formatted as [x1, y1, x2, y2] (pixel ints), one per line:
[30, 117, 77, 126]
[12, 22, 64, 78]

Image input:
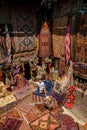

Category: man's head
[38, 77, 42, 83]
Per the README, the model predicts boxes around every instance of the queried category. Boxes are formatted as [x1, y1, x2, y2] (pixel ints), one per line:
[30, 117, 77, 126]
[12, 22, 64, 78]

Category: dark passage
[24, 62, 31, 80]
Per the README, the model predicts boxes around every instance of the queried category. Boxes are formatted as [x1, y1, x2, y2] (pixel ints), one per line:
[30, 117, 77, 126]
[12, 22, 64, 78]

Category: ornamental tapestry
[52, 16, 68, 58]
[74, 14, 87, 63]
[39, 22, 51, 57]
[10, 5, 36, 53]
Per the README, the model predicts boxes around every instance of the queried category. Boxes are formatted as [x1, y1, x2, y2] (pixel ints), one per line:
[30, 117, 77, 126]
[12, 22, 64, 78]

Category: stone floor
[62, 88, 87, 125]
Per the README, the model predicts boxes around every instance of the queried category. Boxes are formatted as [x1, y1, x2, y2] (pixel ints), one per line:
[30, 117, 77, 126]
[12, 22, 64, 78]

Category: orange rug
[30, 113, 60, 130]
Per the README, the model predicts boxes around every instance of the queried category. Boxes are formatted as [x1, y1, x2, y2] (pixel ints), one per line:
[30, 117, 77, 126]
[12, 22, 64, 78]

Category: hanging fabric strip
[65, 23, 70, 65]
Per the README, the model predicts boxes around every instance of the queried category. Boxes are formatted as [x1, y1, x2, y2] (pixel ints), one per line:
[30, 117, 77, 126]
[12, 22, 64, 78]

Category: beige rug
[0, 94, 16, 107]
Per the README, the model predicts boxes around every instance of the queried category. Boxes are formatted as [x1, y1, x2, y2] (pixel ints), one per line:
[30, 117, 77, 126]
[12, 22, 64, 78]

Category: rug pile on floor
[29, 110, 79, 130]
[0, 82, 37, 117]
[24, 102, 78, 130]
[0, 82, 86, 130]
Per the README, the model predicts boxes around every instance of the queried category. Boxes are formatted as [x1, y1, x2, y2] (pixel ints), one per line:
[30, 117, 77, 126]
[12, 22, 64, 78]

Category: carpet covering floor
[0, 82, 87, 130]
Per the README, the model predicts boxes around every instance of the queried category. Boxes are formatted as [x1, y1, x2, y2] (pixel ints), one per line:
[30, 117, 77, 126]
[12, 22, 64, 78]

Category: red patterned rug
[0, 117, 23, 130]
[53, 113, 78, 130]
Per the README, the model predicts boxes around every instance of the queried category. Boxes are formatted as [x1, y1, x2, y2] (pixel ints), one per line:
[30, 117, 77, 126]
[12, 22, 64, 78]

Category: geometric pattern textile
[26, 105, 48, 123]
[39, 22, 51, 57]
[30, 113, 60, 130]
[19, 24, 33, 34]
[21, 36, 32, 47]
[10, 5, 36, 53]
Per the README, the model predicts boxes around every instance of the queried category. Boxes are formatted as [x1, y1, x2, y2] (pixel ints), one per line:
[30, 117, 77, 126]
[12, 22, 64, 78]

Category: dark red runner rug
[0, 117, 23, 130]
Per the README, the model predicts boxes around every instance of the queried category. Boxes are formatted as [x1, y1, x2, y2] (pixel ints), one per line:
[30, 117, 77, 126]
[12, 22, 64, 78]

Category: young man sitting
[37, 78, 46, 94]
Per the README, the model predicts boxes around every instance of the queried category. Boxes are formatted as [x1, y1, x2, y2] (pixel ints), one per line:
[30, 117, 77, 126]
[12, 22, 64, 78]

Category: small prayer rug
[30, 113, 60, 130]
[0, 117, 23, 130]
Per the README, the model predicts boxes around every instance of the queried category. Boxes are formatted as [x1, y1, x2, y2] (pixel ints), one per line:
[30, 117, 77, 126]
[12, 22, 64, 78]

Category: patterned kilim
[11, 6, 36, 53]
[26, 105, 49, 124]
[30, 113, 60, 130]
[15, 95, 34, 114]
